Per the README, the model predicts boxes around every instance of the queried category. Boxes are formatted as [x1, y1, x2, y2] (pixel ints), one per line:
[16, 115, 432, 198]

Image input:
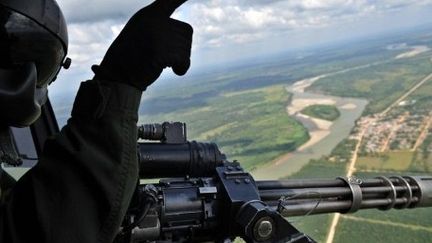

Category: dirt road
[412, 113, 432, 151]
[380, 113, 408, 152]
[381, 73, 432, 115]
[325, 120, 370, 243]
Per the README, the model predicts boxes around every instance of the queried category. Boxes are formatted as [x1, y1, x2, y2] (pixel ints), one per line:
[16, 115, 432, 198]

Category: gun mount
[116, 122, 432, 243]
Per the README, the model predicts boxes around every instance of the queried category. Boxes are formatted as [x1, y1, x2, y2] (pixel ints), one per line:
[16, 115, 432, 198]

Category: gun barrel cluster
[257, 176, 432, 217]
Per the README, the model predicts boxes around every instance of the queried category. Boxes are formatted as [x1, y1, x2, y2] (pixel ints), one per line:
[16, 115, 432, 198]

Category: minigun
[115, 122, 432, 243]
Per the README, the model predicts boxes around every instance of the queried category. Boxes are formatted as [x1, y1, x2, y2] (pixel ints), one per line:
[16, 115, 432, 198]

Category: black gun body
[121, 123, 432, 243]
[127, 175, 432, 243]
[128, 178, 221, 243]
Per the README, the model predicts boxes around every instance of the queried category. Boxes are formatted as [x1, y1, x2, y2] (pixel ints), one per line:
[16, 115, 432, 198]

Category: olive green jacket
[0, 80, 142, 243]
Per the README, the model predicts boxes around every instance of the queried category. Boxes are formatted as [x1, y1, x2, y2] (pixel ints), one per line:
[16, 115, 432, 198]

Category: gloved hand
[93, 0, 193, 91]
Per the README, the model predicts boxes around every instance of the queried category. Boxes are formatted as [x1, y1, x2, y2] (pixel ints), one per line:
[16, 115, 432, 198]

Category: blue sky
[50, 0, 432, 96]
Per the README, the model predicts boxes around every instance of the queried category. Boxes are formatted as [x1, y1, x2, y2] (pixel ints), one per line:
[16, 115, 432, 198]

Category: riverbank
[253, 76, 368, 179]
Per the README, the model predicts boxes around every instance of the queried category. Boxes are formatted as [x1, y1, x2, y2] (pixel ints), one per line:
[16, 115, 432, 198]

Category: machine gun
[115, 122, 432, 243]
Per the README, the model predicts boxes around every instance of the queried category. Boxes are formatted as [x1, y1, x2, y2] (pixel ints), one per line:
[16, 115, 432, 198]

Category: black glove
[93, 0, 193, 91]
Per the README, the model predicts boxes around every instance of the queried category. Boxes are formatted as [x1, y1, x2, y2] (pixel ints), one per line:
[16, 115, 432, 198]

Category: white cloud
[59, 0, 152, 23]
[67, 21, 117, 68]
[59, 0, 432, 50]
[181, 0, 432, 51]
[53, 0, 432, 93]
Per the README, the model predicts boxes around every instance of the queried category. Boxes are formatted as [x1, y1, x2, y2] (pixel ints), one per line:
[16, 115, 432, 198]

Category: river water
[253, 80, 368, 180]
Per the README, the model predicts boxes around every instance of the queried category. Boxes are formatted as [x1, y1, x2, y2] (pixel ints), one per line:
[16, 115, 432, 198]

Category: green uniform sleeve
[0, 80, 142, 243]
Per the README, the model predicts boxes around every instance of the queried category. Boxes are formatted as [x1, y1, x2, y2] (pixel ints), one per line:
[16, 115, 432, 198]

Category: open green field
[409, 74, 432, 108]
[335, 214, 432, 243]
[300, 104, 341, 121]
[140, 85, 309, 170]
[356, 151, 415, 172]
[308, 54, 432, 115]
[291, 214, 333, 243]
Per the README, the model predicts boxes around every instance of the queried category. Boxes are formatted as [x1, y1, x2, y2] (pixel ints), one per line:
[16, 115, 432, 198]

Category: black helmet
[0, 0, 69, 127]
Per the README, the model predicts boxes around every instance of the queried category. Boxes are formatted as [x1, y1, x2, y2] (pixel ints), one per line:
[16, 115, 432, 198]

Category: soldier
[0, 0, 193, 242]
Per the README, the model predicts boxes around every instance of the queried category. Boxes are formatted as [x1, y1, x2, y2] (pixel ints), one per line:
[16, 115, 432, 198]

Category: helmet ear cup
[0, 0, 69, 87]
[0, 0, 68, 126]
[0, 62, 41, 127]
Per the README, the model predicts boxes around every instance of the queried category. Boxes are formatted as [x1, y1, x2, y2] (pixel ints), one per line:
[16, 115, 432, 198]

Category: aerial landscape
[140, 26, 432, 242]
[1, 0, 431, 242]
[51, 26, 432, 242]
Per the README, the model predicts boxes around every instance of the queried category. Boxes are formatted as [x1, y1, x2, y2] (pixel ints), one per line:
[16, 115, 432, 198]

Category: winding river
[253, 77, 368, 180]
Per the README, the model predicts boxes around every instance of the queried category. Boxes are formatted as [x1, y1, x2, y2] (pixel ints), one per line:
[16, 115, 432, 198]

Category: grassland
[408, 73, 432, 113]
[356, 151, 414, 172]
[300, 104, 341, 121]
[140, 85, 309, 170]
[291, 214, 333, 243]
[335, 215, 432, 243]
[308, 54, 432, 115]
[411, 134, 432, 172]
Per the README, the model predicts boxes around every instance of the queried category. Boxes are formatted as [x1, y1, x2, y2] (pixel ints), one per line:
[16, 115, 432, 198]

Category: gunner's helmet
[0, 0, 69, 127]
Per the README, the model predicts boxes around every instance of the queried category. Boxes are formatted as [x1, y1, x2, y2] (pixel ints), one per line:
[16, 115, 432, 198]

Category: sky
[50, 0, 432, 96]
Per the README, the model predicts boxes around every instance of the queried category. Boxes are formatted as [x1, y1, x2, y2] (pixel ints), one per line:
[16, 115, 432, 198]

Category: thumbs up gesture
[93, 0, 193, 91]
